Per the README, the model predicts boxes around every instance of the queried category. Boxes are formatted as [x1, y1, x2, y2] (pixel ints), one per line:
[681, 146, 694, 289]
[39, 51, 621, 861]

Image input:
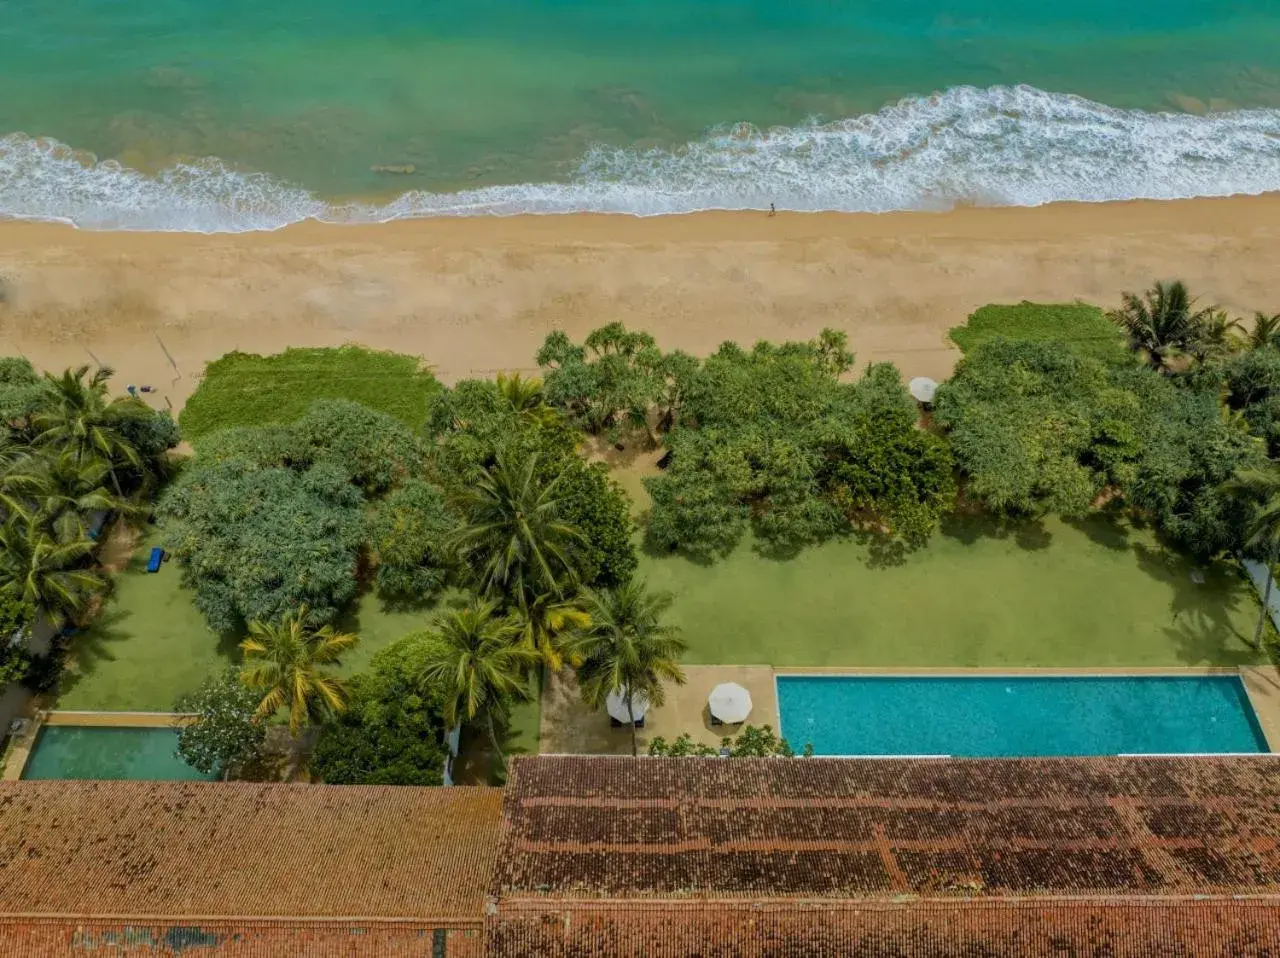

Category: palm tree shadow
[58, 607, 133, 698]
[1133, 542, 1260, 665]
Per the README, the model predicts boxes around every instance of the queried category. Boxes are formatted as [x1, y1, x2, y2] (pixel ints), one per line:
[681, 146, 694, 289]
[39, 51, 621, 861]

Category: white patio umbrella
[606, 686, 650, 723]
[908, 377, 938, 404]
[708, 682, 752, 724]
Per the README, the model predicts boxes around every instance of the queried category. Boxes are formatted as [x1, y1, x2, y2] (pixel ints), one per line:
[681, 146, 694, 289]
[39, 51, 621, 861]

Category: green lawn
[638, 513, 1263, 668]
[949, 302, 1130, 364]
[60, 531, 439, 711]
[179, 346, 441, 439]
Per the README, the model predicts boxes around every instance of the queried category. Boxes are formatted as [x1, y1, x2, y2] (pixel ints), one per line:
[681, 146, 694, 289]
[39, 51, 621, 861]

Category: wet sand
[1, 195, 1279, 412]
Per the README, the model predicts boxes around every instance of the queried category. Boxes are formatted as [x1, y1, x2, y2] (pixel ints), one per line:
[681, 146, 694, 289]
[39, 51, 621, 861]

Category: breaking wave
[2, 85, 1280, 232]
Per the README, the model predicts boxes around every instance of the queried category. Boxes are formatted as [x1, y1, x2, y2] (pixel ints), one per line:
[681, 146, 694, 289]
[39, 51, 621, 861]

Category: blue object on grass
[146, 547, 164, 573]
[776, 674, 1269, 757]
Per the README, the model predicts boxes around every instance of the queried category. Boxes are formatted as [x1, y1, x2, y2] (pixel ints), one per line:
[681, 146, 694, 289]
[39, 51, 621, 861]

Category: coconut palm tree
[5, 449, 140, 542]
[0, 518, 105, 626]
[1225, 464, 1280, 649]
[416, 599, 537, 770]
[570, 580, 688, 756]
[1110, 281, 1218, 372]
[496, 372, 560, 429]
[513, 587, 591, 673]
[239, 606, 359, 736]
[450, 452, 585, 601]
[1247, 312, 1280, 351]
[1187, 310, 1243, 364]
[30, 365, 149, 496]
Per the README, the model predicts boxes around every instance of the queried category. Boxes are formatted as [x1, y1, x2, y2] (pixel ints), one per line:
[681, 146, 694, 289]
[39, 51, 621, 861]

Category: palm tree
[30, 365, 149, 496]
[496, 372, 559, 429]
[5, 449, 140, 542]
[1225, 465, 1280, 649]
[0, 519, 104, 626]
[1247, 312, 1280, 351]
[450, 452, 585, 601]
[513, 587, 591, 673]
[1110, 280, 1218, 372]
[1187, 310, 1243, 364]
[570, 580, 688, 756]
[239, 606, 359, 736]
[416, 599, 537, 770]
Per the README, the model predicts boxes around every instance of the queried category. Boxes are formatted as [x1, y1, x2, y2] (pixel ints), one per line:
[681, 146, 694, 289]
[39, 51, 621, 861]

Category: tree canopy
[645, 334, 954, 559]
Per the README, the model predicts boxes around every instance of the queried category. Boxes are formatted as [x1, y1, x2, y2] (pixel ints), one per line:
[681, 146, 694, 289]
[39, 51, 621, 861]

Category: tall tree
[571, 580, 688, 756]
[1110, 280, 1217, 372]
[1247, 312, 1280, 351]
[5, 449, 139, 542]
[1225, 464, 1280, 648]
[0, 519, 104, 625]
[450, 452, 585, 602]
[30, 365, 149, 496]
[415, 599, 537, 770]
[239, 606, 359, 736]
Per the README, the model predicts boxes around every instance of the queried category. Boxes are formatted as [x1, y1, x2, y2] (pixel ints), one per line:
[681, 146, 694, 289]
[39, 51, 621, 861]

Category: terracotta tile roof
[0, 919, 483, 957]
[487, 755, 1280, 955]
[0, 781, 501, 925]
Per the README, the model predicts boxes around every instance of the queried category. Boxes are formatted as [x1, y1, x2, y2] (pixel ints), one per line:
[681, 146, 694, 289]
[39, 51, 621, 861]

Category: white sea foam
[3, 85, 1280, 232]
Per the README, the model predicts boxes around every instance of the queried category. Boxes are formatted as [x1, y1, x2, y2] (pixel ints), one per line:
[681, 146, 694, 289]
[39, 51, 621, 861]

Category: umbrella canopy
[908, 377, 938, 404]
[708, 682, 753, 724]
[606, 686, 650, 723]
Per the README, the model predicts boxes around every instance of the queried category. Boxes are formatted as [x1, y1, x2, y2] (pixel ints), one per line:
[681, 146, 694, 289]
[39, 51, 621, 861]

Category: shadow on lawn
[939, 511, 1054, 552]
[1132, 542, 1260, 666]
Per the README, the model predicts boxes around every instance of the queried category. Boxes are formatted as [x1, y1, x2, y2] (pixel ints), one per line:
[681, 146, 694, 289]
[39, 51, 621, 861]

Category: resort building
[4, 755, 1280, 956]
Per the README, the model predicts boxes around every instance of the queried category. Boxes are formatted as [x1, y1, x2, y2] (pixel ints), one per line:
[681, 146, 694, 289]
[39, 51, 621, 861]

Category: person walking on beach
[769, 203, 776, 217]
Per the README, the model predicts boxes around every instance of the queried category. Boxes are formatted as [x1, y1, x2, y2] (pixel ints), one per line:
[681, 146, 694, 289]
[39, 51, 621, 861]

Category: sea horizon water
[2, 0, 1279, 231]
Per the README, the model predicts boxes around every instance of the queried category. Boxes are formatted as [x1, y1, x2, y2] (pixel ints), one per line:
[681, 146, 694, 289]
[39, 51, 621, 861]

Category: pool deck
[539, 665, 1280, 755]
[1, 711, 197, 780]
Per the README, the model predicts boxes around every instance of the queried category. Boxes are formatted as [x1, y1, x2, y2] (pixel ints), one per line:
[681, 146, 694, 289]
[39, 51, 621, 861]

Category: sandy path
[1, 195, 1279, 413]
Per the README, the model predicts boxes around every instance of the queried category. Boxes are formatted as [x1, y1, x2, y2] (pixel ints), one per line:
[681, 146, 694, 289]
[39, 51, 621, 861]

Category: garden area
[5, 283, 1280, 782]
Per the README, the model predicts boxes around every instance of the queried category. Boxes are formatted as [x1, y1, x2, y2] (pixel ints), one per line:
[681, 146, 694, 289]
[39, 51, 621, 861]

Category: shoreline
[2, 194, 1279, 415]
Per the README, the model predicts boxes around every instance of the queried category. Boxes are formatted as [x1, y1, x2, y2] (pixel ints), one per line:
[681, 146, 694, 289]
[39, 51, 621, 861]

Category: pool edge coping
[2, 711, 200, 780]
[771, 665, 1280, 755]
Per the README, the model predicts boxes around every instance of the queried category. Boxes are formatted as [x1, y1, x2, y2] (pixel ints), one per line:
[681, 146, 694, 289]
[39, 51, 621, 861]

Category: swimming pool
[776, 674, 1270, 757]
[21, 726, 213, 781]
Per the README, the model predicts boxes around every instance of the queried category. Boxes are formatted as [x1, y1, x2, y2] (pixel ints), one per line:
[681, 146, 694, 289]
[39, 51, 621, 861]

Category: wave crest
[3, 85, 1280, 232]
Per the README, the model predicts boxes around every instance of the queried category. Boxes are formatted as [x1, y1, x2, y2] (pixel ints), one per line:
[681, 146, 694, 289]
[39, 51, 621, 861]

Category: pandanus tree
[570, 580, 688, 756]
[415, 599, 537, 771]
[30, 365, 149, 496]
[239, 606, 359, 736]
[1225, 464, 1280, 649]
[1110, 281, 1218, 372]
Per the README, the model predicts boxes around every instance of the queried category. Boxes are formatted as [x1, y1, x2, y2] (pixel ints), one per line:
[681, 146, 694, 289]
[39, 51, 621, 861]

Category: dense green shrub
[537, 323, 663, 436]
[1223, 348, 1280, 457]
[368, 479, 456, 599]
[949, 302, 1129, 363]
[645, 334, 953, 559]
[311, 634, 448, 786]
[175, 668, 266, 778]
[160, 458, 364, 631]
[934, 339, 1143, 517]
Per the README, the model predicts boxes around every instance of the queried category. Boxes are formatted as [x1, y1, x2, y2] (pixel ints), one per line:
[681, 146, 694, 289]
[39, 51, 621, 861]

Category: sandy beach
[2, 194, 1279, 413]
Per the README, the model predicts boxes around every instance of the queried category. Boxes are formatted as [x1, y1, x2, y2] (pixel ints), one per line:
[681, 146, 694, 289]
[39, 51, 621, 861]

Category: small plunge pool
[21, 725, 213, 780]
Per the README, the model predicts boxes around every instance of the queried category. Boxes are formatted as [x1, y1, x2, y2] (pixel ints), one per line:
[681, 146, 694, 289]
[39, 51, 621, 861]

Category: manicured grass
[179, 346, 441, 439]
[949, 302, 1129, 364]
[60, 529, 229, 711]
[61, 533, 438, 711]
[638, 514, 1263, 668]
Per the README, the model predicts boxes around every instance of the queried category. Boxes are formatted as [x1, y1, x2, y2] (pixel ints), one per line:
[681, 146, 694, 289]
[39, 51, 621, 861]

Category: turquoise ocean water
[2, 0, 1280, 229]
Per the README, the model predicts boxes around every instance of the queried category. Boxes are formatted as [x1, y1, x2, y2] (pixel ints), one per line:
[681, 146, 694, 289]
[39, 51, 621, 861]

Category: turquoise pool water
[1, 0, 1279, 227]
[776, 675, 1270, 757]
[21, 726, 213, 781]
